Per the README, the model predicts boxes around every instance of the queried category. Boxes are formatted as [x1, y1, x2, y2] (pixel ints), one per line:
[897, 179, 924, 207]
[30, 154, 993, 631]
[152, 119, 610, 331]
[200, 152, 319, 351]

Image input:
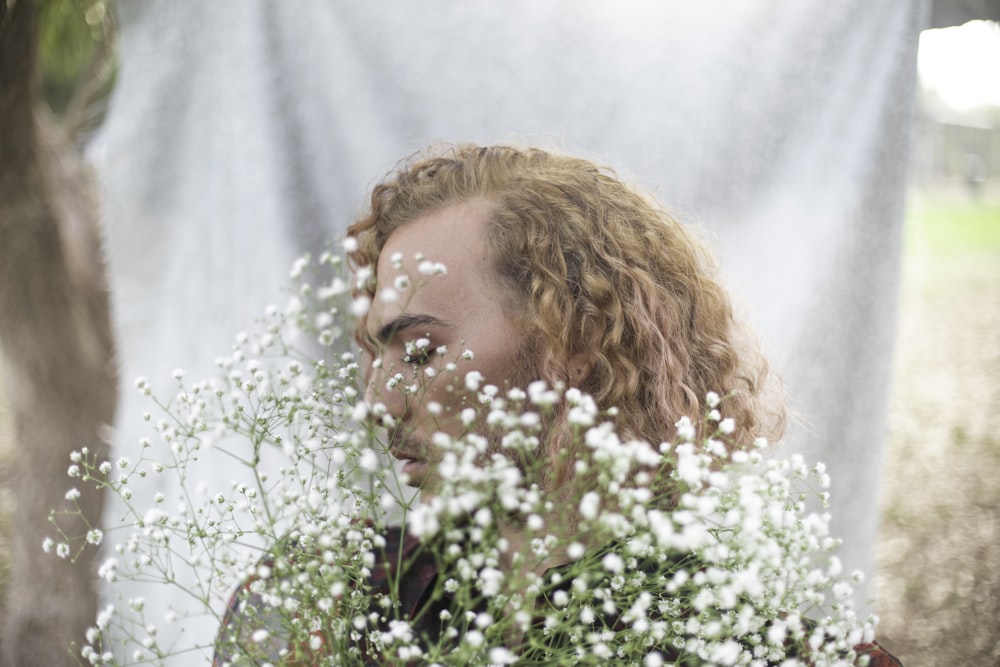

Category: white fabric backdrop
[93, 1, 927, 659]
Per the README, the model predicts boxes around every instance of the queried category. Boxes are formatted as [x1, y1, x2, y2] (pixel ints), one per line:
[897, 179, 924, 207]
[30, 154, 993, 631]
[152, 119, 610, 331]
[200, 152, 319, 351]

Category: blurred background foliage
[876, 192, 1000, 666]
[0, 0, 116, 638]
[36, 0, 116, 139]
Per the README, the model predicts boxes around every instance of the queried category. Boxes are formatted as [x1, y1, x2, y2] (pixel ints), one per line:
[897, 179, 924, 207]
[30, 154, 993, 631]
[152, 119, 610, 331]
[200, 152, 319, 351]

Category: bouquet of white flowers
[49, 253, 885, 666]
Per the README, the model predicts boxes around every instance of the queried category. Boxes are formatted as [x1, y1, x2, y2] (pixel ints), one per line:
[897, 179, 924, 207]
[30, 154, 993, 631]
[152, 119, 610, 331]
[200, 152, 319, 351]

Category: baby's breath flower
[289, 255, 309, 279]
[675, 416, 696, 441]
[464, 371, 483, 392]
[579, 491, 601, 521]
[602, 553, 625, 574]
[95, 604, 113, 630]
[98, 558, 117, 582]
[567, 541, 586, 561]
[417, 260, 447, 276]
[134, 377, 151, 395]
[350, 295, 371, 317]
[359, 448, 379, 472]
[65, 256, 876, 667]
[489, 646, 517, 664]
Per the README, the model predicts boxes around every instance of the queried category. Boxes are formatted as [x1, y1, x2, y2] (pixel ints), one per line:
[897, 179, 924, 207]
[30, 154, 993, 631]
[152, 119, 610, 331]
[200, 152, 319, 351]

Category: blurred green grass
[876, 188, 1000, 666]
[905, 196, 1000, 254]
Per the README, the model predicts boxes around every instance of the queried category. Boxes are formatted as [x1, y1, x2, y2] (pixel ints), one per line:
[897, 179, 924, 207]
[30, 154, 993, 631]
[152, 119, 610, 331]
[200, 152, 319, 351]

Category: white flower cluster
[47, 253, 878, 666]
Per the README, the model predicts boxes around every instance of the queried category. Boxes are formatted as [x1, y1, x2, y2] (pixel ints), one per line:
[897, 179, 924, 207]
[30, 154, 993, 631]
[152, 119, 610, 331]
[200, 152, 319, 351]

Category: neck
[497, 521, 577, 578]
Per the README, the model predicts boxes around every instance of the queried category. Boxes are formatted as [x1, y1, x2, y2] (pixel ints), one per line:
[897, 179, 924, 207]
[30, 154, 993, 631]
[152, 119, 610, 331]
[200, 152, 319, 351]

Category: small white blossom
[579, 491, 601, 521]
[359, 448, 379, 472]
[417, 260, 447, 276]
[98, 558, 118, 582]
[96, 604, 114, 630]
[675, 416, 696, 441]
[488, 647, 517, 665]
[602, 553, 625, 574]
[351, 295, 371, 317]
[289, 255, 309, 279]
[645, 652, 665, 667]
[465, 371, 484, 392]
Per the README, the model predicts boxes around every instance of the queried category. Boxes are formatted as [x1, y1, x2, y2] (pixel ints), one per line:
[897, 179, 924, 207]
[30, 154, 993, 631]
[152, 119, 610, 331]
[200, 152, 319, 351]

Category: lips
[391, 449, 423, 467]
[388, 439, 424, 465]
[400, 459, 429, 479]
[393, 450, 431, 487]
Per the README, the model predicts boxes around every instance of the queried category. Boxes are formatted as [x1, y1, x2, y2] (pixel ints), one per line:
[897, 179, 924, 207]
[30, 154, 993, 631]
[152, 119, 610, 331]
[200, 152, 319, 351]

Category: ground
[873, 189, 1000, 666]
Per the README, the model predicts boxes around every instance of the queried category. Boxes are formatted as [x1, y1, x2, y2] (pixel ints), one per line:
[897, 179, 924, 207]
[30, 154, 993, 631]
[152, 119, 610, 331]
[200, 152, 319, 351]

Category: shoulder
[854, 642, 904, 667]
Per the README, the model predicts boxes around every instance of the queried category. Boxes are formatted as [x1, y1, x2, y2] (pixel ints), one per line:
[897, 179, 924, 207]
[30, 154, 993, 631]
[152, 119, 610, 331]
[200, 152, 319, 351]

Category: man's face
[363, 199, 532, 493]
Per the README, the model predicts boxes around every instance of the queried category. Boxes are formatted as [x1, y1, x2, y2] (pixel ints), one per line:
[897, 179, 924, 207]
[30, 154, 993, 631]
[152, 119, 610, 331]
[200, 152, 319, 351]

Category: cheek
[363, 362, 409, 418]
[365, 357, 468, 423]
[474, 336, 539, 390]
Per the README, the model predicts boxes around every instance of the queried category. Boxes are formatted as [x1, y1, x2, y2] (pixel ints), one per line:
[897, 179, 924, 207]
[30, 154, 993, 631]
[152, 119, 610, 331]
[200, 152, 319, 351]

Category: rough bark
[0, 1, 116, 664]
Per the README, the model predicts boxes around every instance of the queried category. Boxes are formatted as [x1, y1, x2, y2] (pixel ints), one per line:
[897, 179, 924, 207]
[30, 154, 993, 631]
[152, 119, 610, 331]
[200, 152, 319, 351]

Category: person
[214, 144, 900, 665]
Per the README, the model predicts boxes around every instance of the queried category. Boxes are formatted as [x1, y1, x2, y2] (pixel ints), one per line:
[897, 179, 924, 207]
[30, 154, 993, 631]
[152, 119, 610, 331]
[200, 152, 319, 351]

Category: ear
[536, 351, 592, 388]
[565, 352, 594, 385]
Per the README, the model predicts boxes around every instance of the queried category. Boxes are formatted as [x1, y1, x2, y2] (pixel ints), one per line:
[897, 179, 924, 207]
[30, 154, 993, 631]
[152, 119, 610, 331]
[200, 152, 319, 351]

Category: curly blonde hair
[347, 144, 784, 462]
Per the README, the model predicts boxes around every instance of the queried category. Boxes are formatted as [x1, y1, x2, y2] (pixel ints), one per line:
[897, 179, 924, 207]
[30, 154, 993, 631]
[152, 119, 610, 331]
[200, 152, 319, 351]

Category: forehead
[367, 199, 504, 332]
[383, 199, 493, 271]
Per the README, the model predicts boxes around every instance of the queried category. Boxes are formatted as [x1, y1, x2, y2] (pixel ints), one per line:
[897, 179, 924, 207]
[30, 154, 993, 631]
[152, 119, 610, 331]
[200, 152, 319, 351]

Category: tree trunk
[0, 1, 116, 665]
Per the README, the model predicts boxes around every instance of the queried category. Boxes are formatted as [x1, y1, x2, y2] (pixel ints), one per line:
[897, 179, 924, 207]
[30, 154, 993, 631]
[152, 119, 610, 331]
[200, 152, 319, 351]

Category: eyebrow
[373, 313, 452, 346]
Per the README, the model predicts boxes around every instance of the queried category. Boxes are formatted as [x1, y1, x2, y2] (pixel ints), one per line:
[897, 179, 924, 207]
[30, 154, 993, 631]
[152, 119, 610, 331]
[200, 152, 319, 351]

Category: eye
[402, 337, 433, 366]
[402, 349, 432, 366]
